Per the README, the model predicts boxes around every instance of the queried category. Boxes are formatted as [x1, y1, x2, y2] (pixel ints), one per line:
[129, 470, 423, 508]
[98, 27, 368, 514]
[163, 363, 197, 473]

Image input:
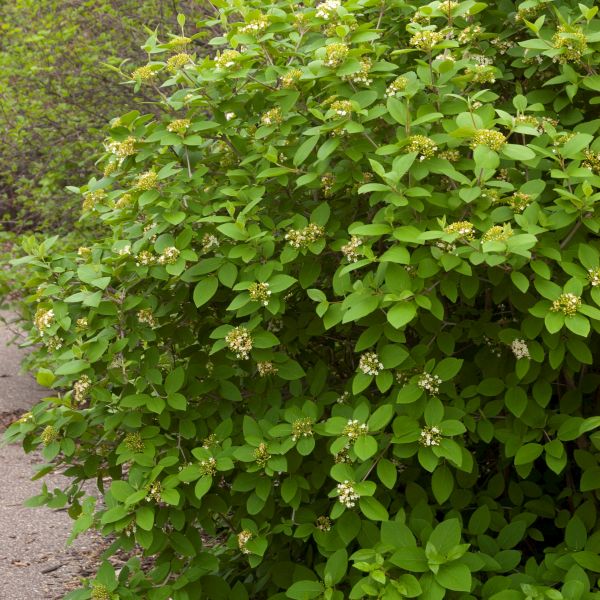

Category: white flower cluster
[118, 245, 131, 256]
[225, 326, 253, 359]
[199, 457, 217, 476]
[73, 374, 91, 405]
[511, 338, 530, 359]
[249, 282, 271, 306]
[358, 352, 384, 376]
[342, 419, 368, 441]
[257, 361, 278, 376]
[292, 417, 314, 442]
[157, 246, 180, 265]
[337, 391, 350, 404]
[285, 223, 325, 248]
[202, 233, 219, 252]
[239, 15, 269, 35]
[420, 425, 442, 447]
[337, 480, 359, 508]
[341, 236, 363, 262]
[484, 336, 502, 357]
[588, 268, 600, 287]
[238, 530, 253, 554]
[34, 307, 54, 335]
[316, 0, 341, 20]
[418, 373, 442, 395]
[137, 308, 156, 327]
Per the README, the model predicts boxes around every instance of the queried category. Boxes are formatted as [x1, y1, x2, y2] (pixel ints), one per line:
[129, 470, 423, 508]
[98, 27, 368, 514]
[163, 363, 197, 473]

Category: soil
[0, 313, 103, 599]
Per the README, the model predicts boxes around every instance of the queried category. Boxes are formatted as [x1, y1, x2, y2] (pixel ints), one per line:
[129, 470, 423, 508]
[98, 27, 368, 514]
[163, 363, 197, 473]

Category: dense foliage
[7, 0, 600, 598]
[0, 0, 205, 232]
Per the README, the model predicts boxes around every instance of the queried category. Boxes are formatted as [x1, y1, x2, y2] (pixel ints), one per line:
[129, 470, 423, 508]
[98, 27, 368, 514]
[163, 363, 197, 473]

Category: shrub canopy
[8, 0, 600, 599]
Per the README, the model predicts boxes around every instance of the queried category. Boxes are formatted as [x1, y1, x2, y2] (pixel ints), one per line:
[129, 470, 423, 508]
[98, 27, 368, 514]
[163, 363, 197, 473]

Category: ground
[0, 313, 102, 599]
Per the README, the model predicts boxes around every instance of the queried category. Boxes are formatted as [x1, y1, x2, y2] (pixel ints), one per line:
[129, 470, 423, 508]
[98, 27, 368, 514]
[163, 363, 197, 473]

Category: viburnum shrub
[8, 1, 600, 598]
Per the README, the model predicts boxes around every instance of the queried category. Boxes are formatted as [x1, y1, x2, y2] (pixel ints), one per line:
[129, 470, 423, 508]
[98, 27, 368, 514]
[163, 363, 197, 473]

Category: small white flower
[337, 480, 359, 508]
[511, 338, 530, 359]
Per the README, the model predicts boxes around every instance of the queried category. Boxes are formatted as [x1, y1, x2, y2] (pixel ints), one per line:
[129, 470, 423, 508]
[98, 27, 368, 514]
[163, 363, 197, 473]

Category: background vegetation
[0, 0, 205, 232]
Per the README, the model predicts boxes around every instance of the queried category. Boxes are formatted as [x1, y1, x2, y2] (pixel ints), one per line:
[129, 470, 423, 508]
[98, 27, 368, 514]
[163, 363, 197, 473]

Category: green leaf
[435, 562, 472, 592]
[387, 302, 417, 328]
[501, 144, 536, 161]
[293, 136, 320, 166]
[286, 580, 324, 600]
[193, 277, 218, 308]
[354, 435, 378, 460]
[359, 496, 389, 521]
[514, 443, 543, 466]
[432, 465, 454, 504]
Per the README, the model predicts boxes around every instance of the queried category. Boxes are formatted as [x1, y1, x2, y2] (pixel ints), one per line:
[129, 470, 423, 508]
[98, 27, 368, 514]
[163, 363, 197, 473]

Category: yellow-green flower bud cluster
[551, 293, 581, 316]
[124, 432, 145, 453]
[131, 65, 155, 81]
[325, 43, 349, 68]
[444, 221, 475, 240]
[482, 223, 513, 242]
[202, 434, 218, 449]
[254, 442, 271, 467]
[316, 516, 332, 531]
[465, 65, 496, 84]
[281, 68, 303, 88]
[135, 171, 158, 190]
[292, 417, 314, 442]
[406, 135, 438, 160]
[167, 53, 192, 71]
[330, 100, 353, 117]
[507, 192, 532, 213]
[409, 29, 444, 52]
[420, 425, 442, 447]
[137, 308, 156, 327]
[115, 194, 133, 209]
[285, 224, 325, 248]
[342, 419, 368, 441]
[238, 529, 253, 554]
[249, 282, 271, 306]
[167, 119, 191, 136]
[91, 583, 112, 600]
[471, 129, 506, 151]
[169, 36, 191, 50]
[385, 75, 408, 98]
[438, 149, 460, 162]
[82, 189, 107, 211]
[106, 136, 136, 158]
[146, 482, 162, 502]
[215, 50, 241, 70]
[583, 150, 600, 174]
[261, 107, 283, 126]
[552, 25, 587, 63]
[358, 352, 383, 376]
[225, 326, 253, 359]
[41, 425, 59, 445]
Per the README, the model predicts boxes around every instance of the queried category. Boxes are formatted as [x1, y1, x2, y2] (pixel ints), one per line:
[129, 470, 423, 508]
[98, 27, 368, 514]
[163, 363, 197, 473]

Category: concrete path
[0, 313, 101, 599]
